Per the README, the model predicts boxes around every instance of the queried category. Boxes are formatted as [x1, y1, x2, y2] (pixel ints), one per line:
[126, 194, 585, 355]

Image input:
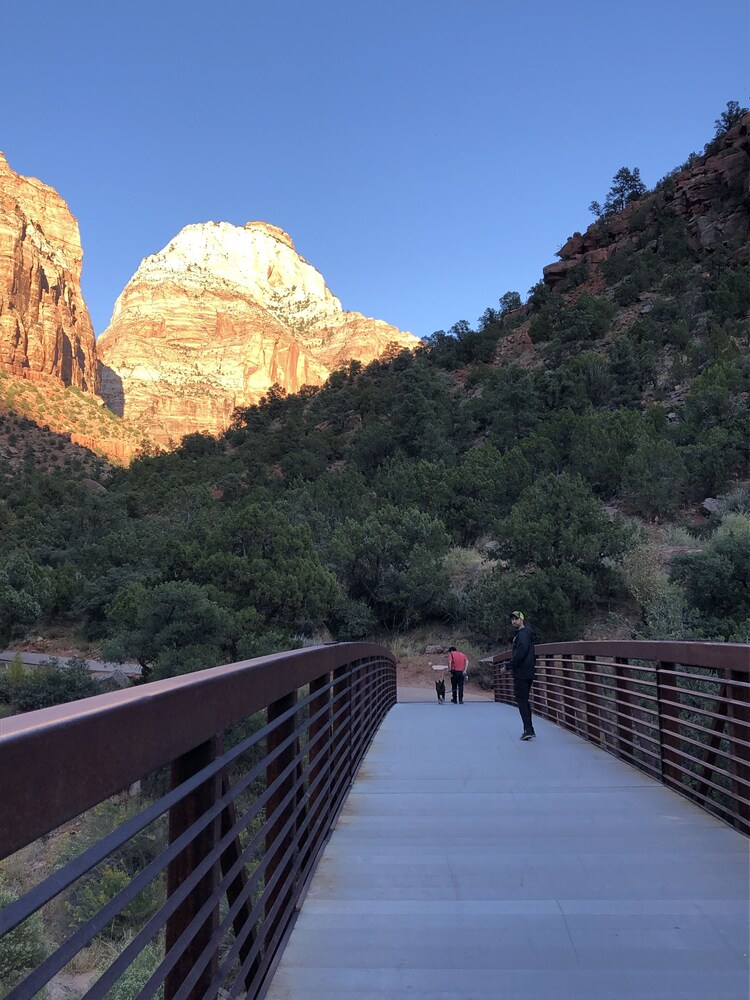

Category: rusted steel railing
[0, 643, 396, 1000]
[489, 640, 750, 835]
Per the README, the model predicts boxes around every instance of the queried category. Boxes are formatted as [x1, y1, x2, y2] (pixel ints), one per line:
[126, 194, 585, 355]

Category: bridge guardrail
[489, 640, 750, 835]
[0, 642, 396, 1000]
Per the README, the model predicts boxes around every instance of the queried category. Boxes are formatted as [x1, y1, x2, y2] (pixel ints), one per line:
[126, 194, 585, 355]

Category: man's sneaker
[520, 732, 535, 741]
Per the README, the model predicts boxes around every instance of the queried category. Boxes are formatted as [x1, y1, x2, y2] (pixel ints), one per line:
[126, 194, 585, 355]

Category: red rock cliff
[544, 112, 750, 288]
[0, 152, 98, 391]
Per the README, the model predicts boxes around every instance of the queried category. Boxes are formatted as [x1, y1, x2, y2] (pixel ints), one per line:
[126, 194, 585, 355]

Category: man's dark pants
[450, 670, 465, 703]
[513, 675, 534, 733]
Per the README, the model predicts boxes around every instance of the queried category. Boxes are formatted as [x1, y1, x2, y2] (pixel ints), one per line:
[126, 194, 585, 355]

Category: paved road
[0, 650, 141, 679]
[265, 700, 749, 1000]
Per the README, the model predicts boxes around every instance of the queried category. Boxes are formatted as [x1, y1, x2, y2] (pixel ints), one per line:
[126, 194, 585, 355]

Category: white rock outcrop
[98, 220, 418, 445]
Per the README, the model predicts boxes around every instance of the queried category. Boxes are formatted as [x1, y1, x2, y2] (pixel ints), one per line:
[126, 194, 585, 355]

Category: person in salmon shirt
[448, 645, 468, 704]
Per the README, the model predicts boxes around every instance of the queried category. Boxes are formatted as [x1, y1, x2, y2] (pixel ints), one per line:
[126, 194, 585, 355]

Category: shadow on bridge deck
[265, 701, 749, 1000]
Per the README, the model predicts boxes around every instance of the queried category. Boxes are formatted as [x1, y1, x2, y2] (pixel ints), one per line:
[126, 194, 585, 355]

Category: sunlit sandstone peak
[0, 151, 98, 391]
[98, 220, 419, 445]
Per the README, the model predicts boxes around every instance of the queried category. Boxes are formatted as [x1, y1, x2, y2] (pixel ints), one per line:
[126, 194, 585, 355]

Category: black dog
[435, 678, 446, 704]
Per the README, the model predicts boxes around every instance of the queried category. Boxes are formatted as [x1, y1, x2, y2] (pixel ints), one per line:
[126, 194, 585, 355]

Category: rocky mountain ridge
[492, 112, 750, 370]
[0, 150, 418, 453]
[97, 220, 418, 445]
[544, 112, 750, 288]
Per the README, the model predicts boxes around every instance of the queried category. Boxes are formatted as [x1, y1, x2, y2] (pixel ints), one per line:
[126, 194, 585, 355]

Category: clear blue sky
[2, 0, 748, 339]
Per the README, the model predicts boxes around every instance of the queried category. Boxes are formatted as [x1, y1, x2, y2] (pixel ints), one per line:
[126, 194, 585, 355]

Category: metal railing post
[584, 655, 601, 746]
[536, 656, 549, 715]
[537, 654, 551, 716]
[332, 664, 352, 792]
[562, 654, 575, 731]
[265, 691, 298, 945]
[727, 669, 750, 830]
[307, 672, 332, 849]
[613, 657, 633, 761]
[656, 661, 682, 790]
[350, 659, 363, 776]
[165, 737, 222, 1000]
[493, 658, 505, 702]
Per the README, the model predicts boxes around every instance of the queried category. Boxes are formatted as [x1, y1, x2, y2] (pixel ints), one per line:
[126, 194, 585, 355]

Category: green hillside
[1, 107, 748, 696]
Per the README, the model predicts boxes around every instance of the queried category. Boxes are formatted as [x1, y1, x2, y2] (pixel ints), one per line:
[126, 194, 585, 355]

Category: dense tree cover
[0, 551, 53, 647]
[328, 504, 451, 630]
[0, 656, 106, 715]
[462, 472, 634, 642]
[1, 299, 744, 668]
[0, 113, 748, 689]
[671, 513, 750, 641]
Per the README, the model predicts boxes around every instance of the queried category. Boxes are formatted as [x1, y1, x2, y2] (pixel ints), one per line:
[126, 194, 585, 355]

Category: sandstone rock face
[545, 112, 750, 288]
[98, 221, 419, 444]
[0, 152, 98, 391]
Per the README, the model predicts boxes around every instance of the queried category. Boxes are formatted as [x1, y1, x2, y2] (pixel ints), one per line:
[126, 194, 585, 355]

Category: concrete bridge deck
[265, 698, 749, 999]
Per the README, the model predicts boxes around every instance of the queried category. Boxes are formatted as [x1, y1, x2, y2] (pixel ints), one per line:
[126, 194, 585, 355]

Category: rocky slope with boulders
[494, 112, 750, 369]
[544, 112, 750, 288]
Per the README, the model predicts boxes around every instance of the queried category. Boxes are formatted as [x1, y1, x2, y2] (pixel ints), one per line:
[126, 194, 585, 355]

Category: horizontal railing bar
[659, 699, 750, 728]
[617, 745, 662, 768]
[525, 694, 662, 745]
[531, 689, 657, 724]
[660, 671, 750, 689]
[0, 644, 397, 1000]
[85, 711, 322, 1000]
[9, 722, 305, 1000]
[8, 664, 385, 999]
[1, 691, 304, 937]
[532, 687, 653, 715]
[669, 718, 735, 745]
[230, 693, 388, 1000]
[555, 674, 658, 698]
[0, 644, 394, 857]
[661, 758, 750, 805]
[526, 677, 660, 704]
[656, 698, 742, 732]
[659, 741, 750, 786]
[143, 754, 308, 1000]
[490, 641, 750, 671]
[539, 661, 750, 696]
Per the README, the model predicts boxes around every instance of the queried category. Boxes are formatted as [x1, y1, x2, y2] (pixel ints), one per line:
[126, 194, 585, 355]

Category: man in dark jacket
[507, 611, 536, 740]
